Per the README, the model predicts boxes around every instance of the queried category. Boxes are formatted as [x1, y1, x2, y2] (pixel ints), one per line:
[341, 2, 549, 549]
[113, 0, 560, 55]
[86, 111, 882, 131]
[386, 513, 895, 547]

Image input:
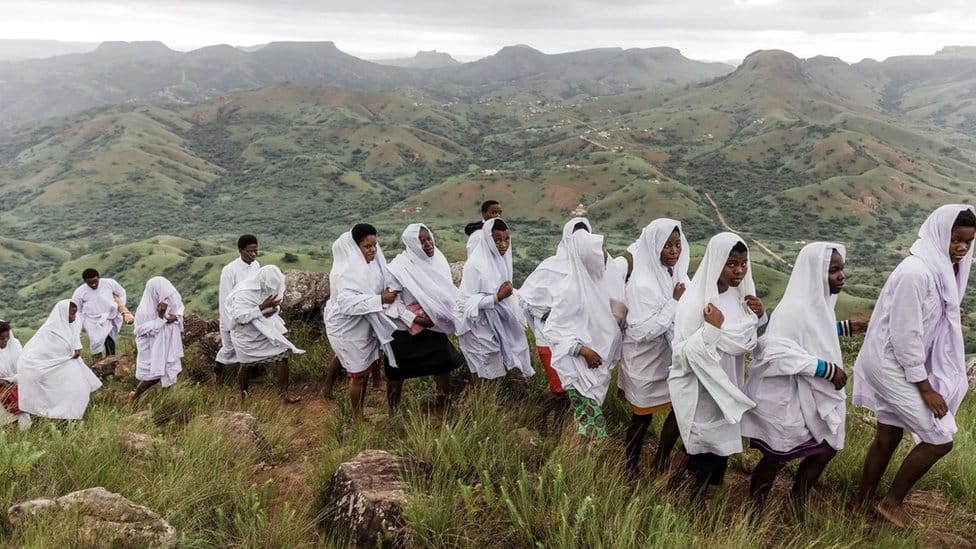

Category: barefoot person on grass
[228, 265, 303, 403]
[619, 219, 689, 478]
[71, 268, 128, 358]
[324, 224, 399, 421]
[127, 277, 184, 404]
[742, 243, 863, 507]
[669, 233, 765, 497]
[853, 205, 976, 528]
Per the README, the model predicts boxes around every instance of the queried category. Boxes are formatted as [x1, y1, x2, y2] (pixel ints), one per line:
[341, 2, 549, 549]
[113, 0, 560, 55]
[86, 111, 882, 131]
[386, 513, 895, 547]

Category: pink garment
[407, 303, 427, 335]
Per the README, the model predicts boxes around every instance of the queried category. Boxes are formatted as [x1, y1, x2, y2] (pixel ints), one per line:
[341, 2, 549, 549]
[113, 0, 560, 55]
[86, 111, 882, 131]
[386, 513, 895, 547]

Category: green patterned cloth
[567, 388, 607, 438]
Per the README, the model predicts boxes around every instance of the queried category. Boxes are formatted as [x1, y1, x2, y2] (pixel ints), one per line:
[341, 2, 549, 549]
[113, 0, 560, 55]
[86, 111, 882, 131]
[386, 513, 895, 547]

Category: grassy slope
[1, 329, 973, 547]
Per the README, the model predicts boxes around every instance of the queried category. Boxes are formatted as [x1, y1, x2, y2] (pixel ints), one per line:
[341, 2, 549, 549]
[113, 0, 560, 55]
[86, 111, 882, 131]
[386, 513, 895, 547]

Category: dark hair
[573, 222, 589, 232]
[731, 241, 748, 253]
[491, 219, 509, 232]
[671, 227, 681, 235]
[237, 234, 258, 250]
[481, 200, 500, 214]
[0, 320, 10, 334]
[352, 223, 378, 244]
[953, 209, 976, 229]
[81, 268, 99, 280]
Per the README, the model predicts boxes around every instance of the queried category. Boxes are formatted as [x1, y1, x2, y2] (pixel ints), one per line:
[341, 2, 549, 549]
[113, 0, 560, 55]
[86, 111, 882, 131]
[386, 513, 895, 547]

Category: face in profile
[828, 249, 845, 295]
[0, 330, 9, 349]
[68, 303, 78, 323]
[358, 234, 378, 263]
[492, 229, 510, 256]
[418, 228, 435, 258]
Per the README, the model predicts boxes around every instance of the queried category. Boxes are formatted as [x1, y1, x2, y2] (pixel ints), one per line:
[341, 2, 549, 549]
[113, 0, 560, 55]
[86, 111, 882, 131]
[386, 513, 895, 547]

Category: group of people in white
[0, 200, 972, 528]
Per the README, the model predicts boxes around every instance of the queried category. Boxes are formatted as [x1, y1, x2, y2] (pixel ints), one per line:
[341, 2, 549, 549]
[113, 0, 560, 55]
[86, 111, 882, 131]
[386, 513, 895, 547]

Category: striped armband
[836, 320, 852, 337]
[815, 359, 837, 380]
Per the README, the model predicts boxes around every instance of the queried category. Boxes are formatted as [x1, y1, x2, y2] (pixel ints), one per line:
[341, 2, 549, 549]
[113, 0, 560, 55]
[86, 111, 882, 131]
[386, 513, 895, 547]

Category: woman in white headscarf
[228, 264, 304, 403]
[17, 300, 102, 421]
[853, 205, 976, 528]
[455, 218, 533, 381]
[669, 232, 766, 492]
[0, 320, 31, 428]
[742, 242, 851, 506]
[543, 230, 622, 438]
[384, 223, 464, 412]
[619, 219, 689, 478]
[126, 276, 185, 404]
[325, 223, 399, 420]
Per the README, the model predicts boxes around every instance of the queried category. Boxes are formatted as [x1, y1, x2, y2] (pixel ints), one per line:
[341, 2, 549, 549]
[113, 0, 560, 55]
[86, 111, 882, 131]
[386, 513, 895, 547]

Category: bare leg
[386, 379, 404, 414]
[624, 413, 653, 479]
[322, 356, 343, 399]
[749, 455, 785, 508]
[370, 360, 387, 392]
[126, 379, 160, 404]
[855, 423, 904, 509]
[433, 373, 451, 410]
[791, 449, 837, 504]
[276, 358, 300, 403]
[349, 372, 369, 422]
[876, 441, 953, 528]
[238, 365, 251, 399]
[654, 409, 680, 473]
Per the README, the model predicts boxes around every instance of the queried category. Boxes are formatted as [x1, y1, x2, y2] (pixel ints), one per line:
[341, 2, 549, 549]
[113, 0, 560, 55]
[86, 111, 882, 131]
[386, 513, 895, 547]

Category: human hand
[830, 366, 848, 390]
[744, 295, 764, 317]
[920, 387, 949, 418]
[850, 320, 868, 334]
[703, 304, 724, 328]
[259, 294, 281, 310]
[579, 346, 603, 368]
[166, 314, 178, 323]
[496, 281, 514, 301]
[672, 282, 686, 301]
[156, 302, 168, 319]
[381, 289, 399, 305]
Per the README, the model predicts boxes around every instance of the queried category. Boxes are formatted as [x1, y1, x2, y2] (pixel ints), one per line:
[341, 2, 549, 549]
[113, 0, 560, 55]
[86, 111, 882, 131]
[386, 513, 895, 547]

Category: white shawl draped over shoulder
[227, 265, 304, 364]
[455, 218, 533, 379]
[619, 219, 690, 408]
[518, 218, 591, 347]
[854, 204, 975, 444]
[544, 231, 622, 404]
[743, 243, 847, 451]
[324, 231, 398, 373]
[71, 278, 126, 354]
[0, 329, 21, 383]
[670, 232, 759, 456]
[386, 224, 458, 334]
[17, 300, 102, 420]
[134, 276, 185, 387]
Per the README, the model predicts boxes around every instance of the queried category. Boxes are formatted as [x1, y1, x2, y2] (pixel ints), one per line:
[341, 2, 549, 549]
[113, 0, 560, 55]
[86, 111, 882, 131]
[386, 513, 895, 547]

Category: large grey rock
[282, 269, 331, 319]
[90, 355, 135, 378]
[968, 358, 976, 389]
[449, 261, 464, 287]
[181, 313, 210, 346]
[7, 487, 177, 548]
[214, 411, 265, 451]
[319, 449, 411, 548]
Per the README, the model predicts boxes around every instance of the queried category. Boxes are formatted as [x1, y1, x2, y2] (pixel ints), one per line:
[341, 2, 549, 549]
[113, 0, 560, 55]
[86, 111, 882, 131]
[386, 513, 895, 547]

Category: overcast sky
[2, 0, 976, 62]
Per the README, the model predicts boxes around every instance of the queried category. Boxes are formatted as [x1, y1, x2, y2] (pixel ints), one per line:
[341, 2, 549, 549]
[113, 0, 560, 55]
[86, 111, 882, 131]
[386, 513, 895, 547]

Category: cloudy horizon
[2, 0, 976, 63]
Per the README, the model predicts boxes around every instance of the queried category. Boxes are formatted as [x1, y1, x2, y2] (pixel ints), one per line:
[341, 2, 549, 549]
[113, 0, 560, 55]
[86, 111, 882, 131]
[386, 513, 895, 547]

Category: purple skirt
[750, 438, 833, 465]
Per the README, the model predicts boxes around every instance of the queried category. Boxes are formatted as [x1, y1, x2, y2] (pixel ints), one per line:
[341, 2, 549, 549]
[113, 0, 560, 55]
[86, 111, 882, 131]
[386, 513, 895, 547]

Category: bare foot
[876, 497, 919, 529]
[124, 391, 136, 406]
[322, 385, 335, 400]
[281, 393, 302, 404]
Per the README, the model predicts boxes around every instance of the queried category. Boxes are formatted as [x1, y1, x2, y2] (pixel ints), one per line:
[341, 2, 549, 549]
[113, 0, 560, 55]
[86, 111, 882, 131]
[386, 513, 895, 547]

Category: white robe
[17, 300, 102, 420]
[544, 232, 622, 405]
[619, 219, 690, 408]
[134, 277, 185, 387]
[324, 231, 398, 374]
[227, 265, 304, 364]
[854, 204, 975, 444]
[670, 233, 763, 456]
[216, 257, 261, 364]
[519, 218, 592, 348]
[386, 224, 459, 335]
[0, 330, 28, 427]
[455, 218, 533, 379]
[71, 278, 126, 354]
[742, 243, 847, 452]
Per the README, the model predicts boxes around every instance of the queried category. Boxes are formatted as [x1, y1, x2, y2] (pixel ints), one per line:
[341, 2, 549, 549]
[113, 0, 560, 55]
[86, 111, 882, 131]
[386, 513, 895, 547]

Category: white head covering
[908, 204, 975, 412]
[330, 230, 389, 297]
[387, 224, 458, 334]
[134, 277, 185, 381]
[519, 217, 592, 309]
[0, 322, 22, 383]
[227, 265, 304, 355]
[460, 217, 513, 299]
[674, 232, 757, 342]
[625, 219, 690, 338]
[20, 300, 83, 372]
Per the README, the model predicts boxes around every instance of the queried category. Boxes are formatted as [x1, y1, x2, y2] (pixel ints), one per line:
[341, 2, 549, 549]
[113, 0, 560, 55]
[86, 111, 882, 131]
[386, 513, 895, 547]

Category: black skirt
[385, 329, 464, 381]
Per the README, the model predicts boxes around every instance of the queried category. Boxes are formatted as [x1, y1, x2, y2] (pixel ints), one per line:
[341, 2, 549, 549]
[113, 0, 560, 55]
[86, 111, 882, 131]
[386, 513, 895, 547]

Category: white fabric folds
[133, 276, 185, 387]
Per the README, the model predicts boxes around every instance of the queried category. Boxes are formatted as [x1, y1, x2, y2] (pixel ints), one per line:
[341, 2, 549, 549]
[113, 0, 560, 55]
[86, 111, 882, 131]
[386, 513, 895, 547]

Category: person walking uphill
[71, 268, 129, 358]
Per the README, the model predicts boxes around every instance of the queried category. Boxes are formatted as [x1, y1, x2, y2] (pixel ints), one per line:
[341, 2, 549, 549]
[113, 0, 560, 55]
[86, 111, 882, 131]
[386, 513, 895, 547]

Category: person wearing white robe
[0, 320, 31, 429]
[17, 300, 102, 421]
[228, 264, 304, 403]
[670, 233, 766, 490]
[325, 224, 399, 420]
[71, 269, 127, 357]
[544, 231, 622, 438]
[127, 277, 185, 403]
[215, 234, 261, 373]
[455, 218, 533, 381]
[384, 224, 465, 412]
[742, 242, 852, 506]
[620, 219, 690, 477]
[853, 204, 976, 528]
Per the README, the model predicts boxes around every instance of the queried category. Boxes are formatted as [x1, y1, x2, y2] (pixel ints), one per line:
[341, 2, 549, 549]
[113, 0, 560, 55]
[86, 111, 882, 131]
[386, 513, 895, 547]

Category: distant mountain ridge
[374, 50, 461, 69]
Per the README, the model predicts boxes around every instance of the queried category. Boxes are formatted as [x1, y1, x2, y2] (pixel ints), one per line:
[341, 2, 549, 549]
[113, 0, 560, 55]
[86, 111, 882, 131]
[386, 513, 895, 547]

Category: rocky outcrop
[90, 355, 135, 378]
[449, 261, 464, 287]
[7, 487, 177, 548]
[319, 450, 412, 548]
[214, 411, 265, 451]
[282, 269, 330, 321]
